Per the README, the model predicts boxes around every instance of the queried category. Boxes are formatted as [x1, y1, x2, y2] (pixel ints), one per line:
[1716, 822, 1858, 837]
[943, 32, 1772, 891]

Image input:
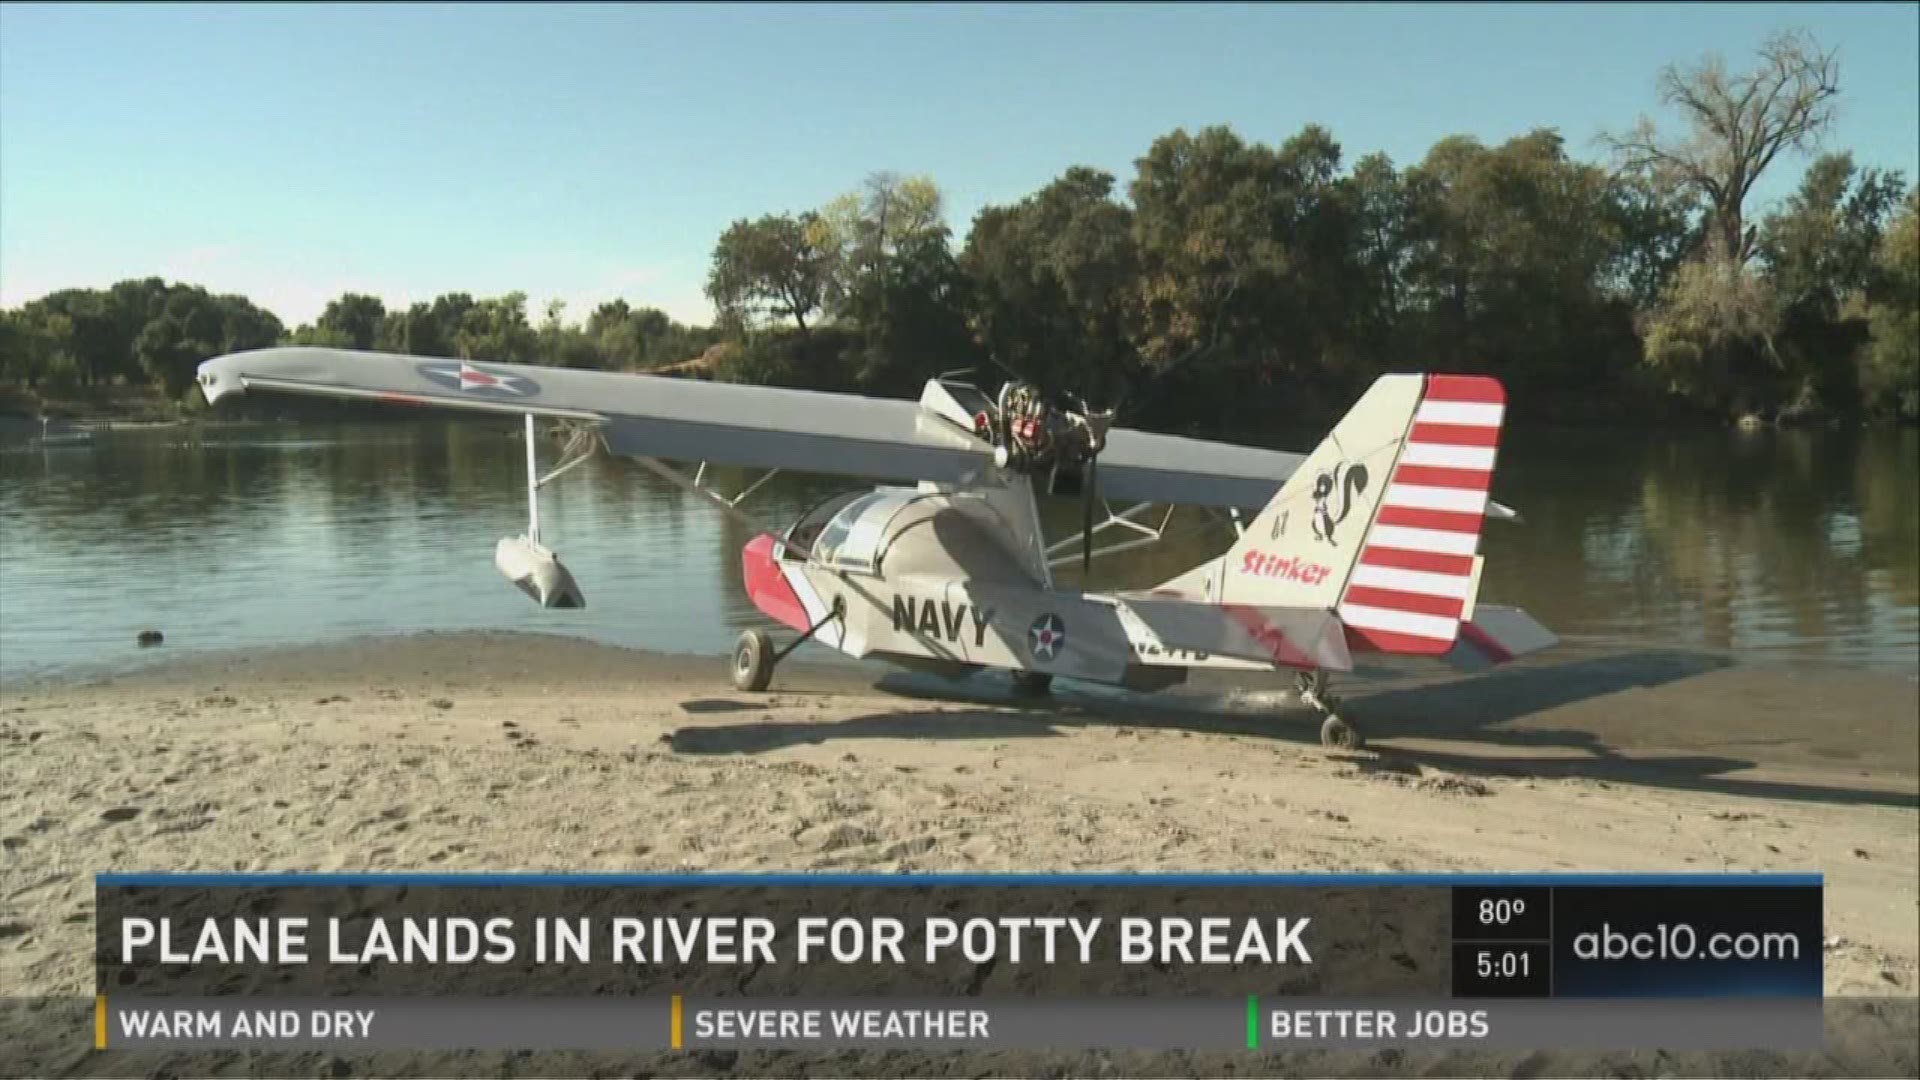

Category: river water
[0, 420, 1914, 682]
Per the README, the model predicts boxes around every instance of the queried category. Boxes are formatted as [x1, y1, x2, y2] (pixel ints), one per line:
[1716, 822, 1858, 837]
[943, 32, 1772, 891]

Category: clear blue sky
[3, 2, 1915, 327]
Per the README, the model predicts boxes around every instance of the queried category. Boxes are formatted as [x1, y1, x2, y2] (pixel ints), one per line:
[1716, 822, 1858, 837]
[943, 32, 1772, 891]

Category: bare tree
[1605, 29, 1840, 265]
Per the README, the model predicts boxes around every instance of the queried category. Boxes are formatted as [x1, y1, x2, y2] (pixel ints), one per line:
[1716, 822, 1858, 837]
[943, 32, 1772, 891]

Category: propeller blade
[1081, 455, 1097, 579]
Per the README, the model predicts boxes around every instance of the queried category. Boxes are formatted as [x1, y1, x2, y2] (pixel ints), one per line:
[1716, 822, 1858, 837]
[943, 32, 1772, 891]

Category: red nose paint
[740, 534, 810, 632]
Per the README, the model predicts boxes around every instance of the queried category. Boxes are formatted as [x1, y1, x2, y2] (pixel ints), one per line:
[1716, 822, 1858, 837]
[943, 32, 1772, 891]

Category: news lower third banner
[93, 873, 1823, 1053]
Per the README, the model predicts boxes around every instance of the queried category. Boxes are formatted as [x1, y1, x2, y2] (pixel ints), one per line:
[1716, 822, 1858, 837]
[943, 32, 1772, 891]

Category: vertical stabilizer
[1215, 373, 1426, 609]
[1156, 373, 1507, 658]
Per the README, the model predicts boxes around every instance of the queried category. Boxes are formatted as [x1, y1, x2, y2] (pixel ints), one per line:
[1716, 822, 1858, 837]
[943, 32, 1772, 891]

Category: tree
[1862, 192, 1920, 418]
[1401, 129, 1639, 397]
[1124, 124, 1373, 432]
[705, 213, 834, 332]
[1604, 168, 1701, 310]
[19, 289, 120, 386]
[134, 288, 227, 397]
[1639, 256, 1784, 412]
[1346, 152, 1429, 339]
[0, 311, 26, 385]
[288, 324, 354, 347]
[1604, 28, 1840, 267]
[817, 172, 946, 323]
[376, 302, 455, 357]
[1756, 154, 1908, 414]
[851, 223, 975, 393]
[583, 300, 639, 368]
[452, 293, 535, 362]
[315, 293, 387, 351]
[0, 307, 74, 390]
[584, 300, 710, 370]
[962, 166, 1140, 403]
[106, 278, 173, 371]
[429, 293, 476, 339]
[1128, 126, 1282, 376]
[213, 293, 284, 355]
[536, 300, 602, 368]
[1761, 153, 1907, 314]
[1606, 30, 1845, 416]
[126, 287, 282, 398]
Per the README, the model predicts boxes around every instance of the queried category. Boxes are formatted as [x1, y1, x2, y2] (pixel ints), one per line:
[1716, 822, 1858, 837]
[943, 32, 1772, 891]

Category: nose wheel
[730, 599, 845, 693]
[1296, 671, 1364, 750]
[731, 630, 775, 692]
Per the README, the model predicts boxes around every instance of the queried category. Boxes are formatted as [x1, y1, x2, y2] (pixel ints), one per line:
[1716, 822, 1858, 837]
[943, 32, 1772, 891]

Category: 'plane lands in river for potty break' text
[195, 347, 1556, 749]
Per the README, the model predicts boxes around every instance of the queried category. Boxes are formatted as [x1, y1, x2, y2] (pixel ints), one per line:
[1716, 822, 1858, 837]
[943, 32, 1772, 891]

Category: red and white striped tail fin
[1338, 374, 1506, 656]
[1149, 372, 1522, 670]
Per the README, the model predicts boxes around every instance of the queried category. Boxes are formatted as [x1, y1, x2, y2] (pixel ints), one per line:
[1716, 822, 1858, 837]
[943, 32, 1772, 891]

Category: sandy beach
[2, 631, 1915, 1076]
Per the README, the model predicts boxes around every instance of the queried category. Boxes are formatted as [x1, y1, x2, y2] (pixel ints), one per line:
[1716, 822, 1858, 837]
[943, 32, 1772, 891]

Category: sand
[1, 631, 1915, 1076]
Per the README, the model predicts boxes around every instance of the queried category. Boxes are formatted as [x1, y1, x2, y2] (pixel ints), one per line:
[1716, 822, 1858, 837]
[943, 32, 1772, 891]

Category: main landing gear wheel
[1296, 670, 1365, 751]
[1010, 671, 1053, 697]
[1319, 714, 1363, 751]
[731, 630, 774, 692]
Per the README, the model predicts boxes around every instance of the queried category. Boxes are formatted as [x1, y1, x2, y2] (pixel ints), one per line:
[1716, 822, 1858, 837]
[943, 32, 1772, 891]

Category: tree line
[0, 282, 719, 404]
[3, 29, 1914, 435]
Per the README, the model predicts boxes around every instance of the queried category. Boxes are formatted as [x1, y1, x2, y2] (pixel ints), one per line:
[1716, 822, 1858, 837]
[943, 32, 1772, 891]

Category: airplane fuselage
[739, 481, 1263, 690]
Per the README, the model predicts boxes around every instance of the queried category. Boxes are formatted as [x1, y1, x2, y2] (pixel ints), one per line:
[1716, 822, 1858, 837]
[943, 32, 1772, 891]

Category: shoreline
[5, 631, 1913, 949]
[3, 630, 1914, 1074]
[13, 627, 1912, 783]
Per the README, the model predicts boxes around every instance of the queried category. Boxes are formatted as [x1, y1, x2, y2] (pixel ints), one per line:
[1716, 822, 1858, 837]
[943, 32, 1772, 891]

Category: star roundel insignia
[416, 361, 539, 397]
[1028, 613, 1066, 661]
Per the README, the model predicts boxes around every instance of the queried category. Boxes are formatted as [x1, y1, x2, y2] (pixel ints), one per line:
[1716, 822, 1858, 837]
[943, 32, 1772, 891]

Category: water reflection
[1483, 426, 1917, 666]
[0, 421, 1912, 681]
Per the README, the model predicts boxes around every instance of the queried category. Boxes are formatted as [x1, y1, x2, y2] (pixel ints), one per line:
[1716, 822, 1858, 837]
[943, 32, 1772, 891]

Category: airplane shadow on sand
[664, 649, 1918, 811]
[679, 690, 846, 714]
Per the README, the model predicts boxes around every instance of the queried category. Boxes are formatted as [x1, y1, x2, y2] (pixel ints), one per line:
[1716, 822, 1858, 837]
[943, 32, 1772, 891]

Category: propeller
[1061, 333, 1227, 580]
[1070, 393, 1115, 579]
[980, 351, 1125, 584]
[1081, 453, 1095, 577]
[986, 343, 1252, 583]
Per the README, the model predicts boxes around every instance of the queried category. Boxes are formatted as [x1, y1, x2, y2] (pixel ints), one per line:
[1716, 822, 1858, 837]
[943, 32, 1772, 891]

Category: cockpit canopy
[805, 488, 926, 572]
[783, 486, 1037, 584]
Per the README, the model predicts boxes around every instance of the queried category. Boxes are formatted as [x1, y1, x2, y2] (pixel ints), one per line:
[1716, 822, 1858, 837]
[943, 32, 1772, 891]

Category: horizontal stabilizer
[1119, 596, 1353, 672]
[1486, 501, 1522, 523]
[1442, 605, 1557, 671]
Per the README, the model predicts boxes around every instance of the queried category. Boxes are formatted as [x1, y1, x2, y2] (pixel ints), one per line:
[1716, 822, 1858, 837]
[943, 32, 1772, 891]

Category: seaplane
[194, 348, 1556, 749]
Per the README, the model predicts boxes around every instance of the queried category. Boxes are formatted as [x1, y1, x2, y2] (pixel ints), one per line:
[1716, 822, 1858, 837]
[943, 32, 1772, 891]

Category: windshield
[812, 488, 923, 572]
[785, 491, 864, 559]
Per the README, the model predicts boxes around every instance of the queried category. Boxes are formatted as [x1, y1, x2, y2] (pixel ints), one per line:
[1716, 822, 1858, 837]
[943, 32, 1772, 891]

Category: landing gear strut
[1296, 670, 1364, 750]
[730, 599, 845, 693]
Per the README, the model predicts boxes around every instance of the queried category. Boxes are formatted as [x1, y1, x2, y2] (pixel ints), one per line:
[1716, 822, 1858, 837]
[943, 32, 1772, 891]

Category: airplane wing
[194, 347, 1516, 516]
[1097, 429, 1521, 517]
[1095, 428, 1305, 509]
[197, 347, 995, 488]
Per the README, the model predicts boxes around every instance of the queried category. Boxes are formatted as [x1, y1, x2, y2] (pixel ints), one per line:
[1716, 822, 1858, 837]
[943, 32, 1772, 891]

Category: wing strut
[631, 457, 816, 561]
[1043, 501, 1177, 569]
[524, 414, 540, 544]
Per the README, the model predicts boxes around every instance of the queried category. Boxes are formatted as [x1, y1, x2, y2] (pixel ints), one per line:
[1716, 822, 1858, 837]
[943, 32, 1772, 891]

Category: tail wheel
[1010, 671, 1053, 697]
[731, 630, 774, 692]
[1320, 714, 1364, 751]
